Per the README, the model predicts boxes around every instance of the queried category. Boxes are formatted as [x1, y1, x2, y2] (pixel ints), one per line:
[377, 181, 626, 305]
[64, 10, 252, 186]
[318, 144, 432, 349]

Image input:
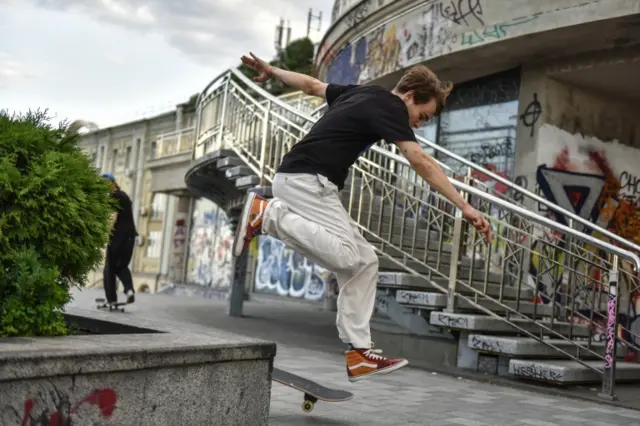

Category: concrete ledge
[0, 306, 276, 426]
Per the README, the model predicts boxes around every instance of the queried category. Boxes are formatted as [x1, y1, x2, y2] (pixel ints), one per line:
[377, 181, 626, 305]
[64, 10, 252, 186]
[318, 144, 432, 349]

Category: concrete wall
[317, 0, 640, 86]
[0, 319, 275, 426]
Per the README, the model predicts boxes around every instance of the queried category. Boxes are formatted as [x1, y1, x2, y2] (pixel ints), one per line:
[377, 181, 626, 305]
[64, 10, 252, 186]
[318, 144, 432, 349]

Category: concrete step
[378, 272, 532, 300]
[429, 312, 591, 338]
[216, 157, 245, 169]
[463, 298, 565, 318]
[364, 228, 454, 252]
[236, 175, 259, 189]
[372, 241, 492, 268]
[205, 149, 237, 162]
[468, 335, 626, 359]
[396, 290, 446, 309]
[509, 359, 640, 384]
[396, 291, 562, 318]
[225, 165, 253, 179]
[378, 257, 503, 284]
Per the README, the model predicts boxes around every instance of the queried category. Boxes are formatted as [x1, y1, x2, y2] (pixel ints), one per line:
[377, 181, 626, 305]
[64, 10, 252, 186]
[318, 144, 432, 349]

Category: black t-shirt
[111, 189, 138, 241]
[277, 84, 417, 190]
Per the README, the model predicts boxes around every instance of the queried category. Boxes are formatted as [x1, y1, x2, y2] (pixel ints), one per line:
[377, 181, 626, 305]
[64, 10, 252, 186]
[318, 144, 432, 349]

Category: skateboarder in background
[102, 173, 138, 305]
[233, 53, 492, 382]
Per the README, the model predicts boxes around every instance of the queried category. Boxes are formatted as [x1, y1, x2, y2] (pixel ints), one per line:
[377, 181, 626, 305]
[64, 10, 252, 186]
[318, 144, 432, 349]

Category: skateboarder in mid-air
[232, 52, 492, 382]
[102, 173, 138, 306]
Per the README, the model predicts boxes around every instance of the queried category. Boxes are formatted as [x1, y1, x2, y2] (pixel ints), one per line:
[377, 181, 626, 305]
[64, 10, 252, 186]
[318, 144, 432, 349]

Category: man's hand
[462, 204, 492, 243]
[241, 52, 273, 83]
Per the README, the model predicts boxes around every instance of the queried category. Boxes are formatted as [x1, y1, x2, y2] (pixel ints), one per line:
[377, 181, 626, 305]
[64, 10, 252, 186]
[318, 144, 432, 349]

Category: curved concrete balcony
[315, 0, 640, 86]
[147, 127, 194, 195]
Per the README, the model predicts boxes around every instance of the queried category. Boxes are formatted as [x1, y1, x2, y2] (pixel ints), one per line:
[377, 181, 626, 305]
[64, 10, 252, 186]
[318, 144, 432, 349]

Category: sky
[0, 0, 331, 128]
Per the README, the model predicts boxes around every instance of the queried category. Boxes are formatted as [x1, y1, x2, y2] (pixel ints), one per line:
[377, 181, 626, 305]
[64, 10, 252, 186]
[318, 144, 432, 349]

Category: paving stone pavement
[269, 345, 640, 426]
[69, 289, 640, 425]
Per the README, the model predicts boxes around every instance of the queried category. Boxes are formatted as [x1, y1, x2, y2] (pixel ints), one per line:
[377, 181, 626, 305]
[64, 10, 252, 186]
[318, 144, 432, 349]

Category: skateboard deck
[95, 298, 127, 313]
[271, 367, 353, 413]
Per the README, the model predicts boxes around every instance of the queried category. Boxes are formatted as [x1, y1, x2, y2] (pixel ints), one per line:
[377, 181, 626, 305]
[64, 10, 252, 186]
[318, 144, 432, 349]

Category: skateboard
[271, 367, 353, 413]
[95, 298, 127, 313]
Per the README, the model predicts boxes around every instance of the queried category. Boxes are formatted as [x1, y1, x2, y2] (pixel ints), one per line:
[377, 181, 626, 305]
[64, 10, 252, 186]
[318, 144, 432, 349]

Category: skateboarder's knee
[334, 244, 360, 272]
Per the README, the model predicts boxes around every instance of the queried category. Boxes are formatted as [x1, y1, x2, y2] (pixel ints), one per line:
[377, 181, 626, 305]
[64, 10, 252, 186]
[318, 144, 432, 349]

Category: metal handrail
[367, 143, 640, 270]
[306, 100, 640, 254]
[195, 69, 640, 265]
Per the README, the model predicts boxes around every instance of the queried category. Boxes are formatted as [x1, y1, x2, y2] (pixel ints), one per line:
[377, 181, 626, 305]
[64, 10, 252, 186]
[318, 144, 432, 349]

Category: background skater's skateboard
[271, 367, 353, 413]
[95, 298, 127, 313]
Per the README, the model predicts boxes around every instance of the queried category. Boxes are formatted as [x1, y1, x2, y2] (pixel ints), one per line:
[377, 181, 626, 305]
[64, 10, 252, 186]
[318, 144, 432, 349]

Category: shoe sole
[232, 192, 257, 257]
[348, 359, 409, 383]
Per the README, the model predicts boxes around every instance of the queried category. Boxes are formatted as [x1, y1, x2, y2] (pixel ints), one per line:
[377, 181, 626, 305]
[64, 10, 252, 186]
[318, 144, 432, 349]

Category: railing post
[600, 254, 619, 400]
[217, 75, 231, 148]
[258, 101, 271, 186]
[446, 181, 469, 312]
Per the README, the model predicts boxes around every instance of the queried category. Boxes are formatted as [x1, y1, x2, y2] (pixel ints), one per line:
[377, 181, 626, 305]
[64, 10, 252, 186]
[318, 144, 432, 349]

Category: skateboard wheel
[302, 400, 314, 413]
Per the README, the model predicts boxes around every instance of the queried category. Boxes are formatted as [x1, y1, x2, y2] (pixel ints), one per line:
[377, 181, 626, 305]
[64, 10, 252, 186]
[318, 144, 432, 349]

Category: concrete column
[160, 194, 176, 277]
[512, 66, 548, 212]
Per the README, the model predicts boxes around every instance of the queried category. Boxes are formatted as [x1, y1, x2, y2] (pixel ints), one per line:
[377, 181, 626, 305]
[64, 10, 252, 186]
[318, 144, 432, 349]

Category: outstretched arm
[241, 52, 327, 98]
[396, 140, 493, 243]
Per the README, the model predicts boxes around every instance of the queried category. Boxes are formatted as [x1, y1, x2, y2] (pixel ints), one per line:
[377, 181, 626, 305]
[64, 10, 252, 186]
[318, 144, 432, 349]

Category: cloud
[23, 0, 329, 66]
[0, 52, 34, 84]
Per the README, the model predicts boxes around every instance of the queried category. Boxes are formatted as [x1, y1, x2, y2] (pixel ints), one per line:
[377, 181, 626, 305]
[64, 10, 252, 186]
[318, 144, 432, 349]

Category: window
[146, 231, 162, 258]
[150, 141, 157, 160]
[111, 149, 118, 173]
[151, 193, 167, 220]
[98, 146, 105, 170]
[423, 68, 521, 179]
[125, 146, 132, 169]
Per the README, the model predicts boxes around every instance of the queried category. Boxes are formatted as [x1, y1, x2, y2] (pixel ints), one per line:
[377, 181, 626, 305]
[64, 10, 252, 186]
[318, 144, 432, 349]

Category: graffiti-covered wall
[186, 199, 233, 291]
[254, 235, 336, 301]
[321, 0, 540, 85]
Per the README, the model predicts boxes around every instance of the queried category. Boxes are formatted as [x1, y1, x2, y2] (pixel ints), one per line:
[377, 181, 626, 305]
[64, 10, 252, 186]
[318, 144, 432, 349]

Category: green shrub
[0, 109, 114, 337]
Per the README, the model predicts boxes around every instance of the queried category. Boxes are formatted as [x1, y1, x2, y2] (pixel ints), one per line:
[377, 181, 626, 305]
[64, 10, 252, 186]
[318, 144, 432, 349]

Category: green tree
[236, 37, 316, 96]
[0, 109, 114, 337]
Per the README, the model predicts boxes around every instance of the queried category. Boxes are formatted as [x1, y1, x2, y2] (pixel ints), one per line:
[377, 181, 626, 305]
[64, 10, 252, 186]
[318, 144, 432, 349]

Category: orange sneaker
[345, 346, 408, 382]
[233, 192, 268, 257]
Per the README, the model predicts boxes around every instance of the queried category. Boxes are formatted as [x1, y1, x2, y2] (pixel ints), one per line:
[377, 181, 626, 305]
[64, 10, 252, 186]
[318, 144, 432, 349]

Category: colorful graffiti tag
[186, 200, 233, 291]
[254, 235, 332, 301]
[530, 124, 640, 345]
[536, 124, 640, 246]
[10, 389, 117, 426]
[323, 0, 539, 85]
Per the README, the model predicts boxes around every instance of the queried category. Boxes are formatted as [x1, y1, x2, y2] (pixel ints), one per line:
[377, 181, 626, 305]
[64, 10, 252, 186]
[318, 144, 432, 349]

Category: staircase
[185, 68, 640, 397]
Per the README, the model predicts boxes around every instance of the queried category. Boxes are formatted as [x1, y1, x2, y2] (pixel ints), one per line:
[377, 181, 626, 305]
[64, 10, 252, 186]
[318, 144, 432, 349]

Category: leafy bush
[0, 109, 114, 337]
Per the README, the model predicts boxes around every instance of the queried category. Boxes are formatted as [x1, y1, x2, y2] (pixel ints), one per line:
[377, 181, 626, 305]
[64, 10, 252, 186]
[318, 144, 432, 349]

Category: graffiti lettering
[519, 93, 542, 137]
[344, 1, 370, 28]
[512, 175, 528, 203]
[461, 15, 539, 47]
[467, 138, 513, 165]
[434, 314, 469, 328]
[437, 0, 484, 26]
[620, 171, 640, 197]
[511, 363, 564, 381]
[187, 203, 233, 290]
[470, 335, 503, 353]
[255, 235, 329, 301]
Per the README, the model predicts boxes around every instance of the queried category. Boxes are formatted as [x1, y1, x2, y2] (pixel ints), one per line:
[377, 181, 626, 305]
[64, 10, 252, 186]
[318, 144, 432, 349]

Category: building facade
[79, 101, 198, 294]
[316, 0, 640, 246]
